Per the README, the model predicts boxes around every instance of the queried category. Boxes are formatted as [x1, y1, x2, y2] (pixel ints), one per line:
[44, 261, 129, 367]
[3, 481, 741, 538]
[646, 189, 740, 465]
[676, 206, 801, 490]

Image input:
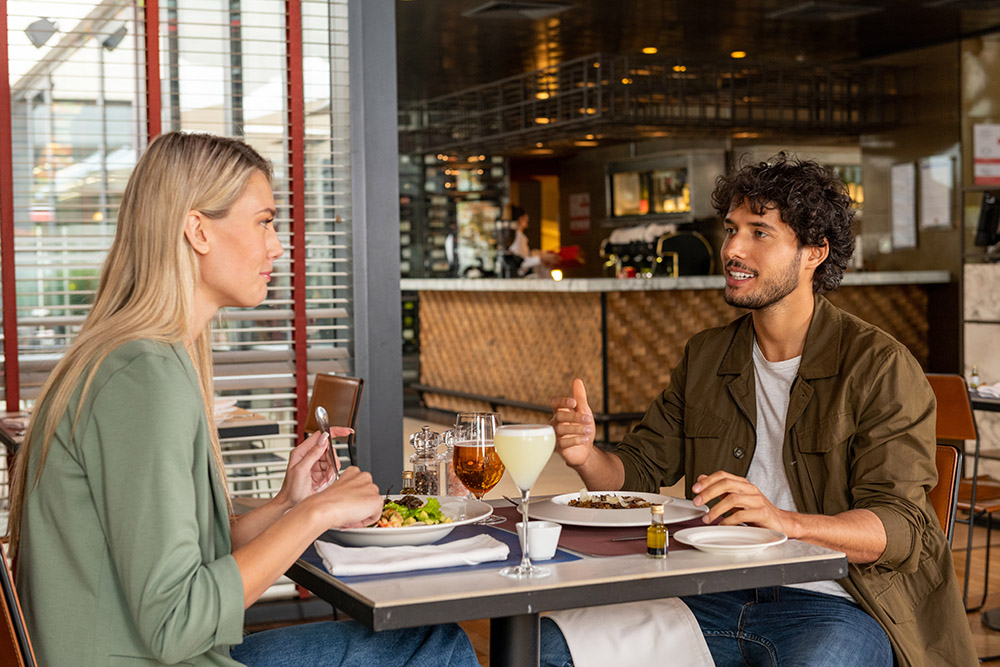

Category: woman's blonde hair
[7, 131, 271, 557]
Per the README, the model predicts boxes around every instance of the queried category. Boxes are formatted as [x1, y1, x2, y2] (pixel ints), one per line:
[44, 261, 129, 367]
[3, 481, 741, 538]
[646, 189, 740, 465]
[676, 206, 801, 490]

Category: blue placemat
[305, 523, 580, 584]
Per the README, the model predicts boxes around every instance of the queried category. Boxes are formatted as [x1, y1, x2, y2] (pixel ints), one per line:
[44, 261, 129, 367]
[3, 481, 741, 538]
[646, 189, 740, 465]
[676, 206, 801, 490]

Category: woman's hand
[307, 466, 384, 529]
[275, 427, 353, 507]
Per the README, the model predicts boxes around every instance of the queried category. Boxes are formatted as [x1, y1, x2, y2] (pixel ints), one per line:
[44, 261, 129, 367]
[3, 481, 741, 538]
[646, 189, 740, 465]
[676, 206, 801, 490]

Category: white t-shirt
[749, 337, 852, 600]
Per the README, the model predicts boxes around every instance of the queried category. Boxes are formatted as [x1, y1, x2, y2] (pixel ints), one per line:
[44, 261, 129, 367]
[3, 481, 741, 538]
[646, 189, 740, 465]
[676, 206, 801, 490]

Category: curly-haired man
[542, 155, 975, 667]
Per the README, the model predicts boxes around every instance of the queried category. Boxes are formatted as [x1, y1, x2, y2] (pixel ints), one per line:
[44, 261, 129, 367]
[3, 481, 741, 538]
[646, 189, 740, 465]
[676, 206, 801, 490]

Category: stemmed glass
[493, 424, 556, 578]
[452, 412, 506, 525]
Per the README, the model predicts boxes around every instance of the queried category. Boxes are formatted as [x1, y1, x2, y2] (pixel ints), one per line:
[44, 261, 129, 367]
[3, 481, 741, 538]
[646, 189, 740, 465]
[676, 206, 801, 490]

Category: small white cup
[516, 520, 562, 560]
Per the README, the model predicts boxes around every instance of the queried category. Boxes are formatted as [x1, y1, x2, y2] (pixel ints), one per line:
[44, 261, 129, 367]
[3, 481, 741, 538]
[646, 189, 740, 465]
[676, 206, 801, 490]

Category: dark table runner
[491, 504, 706, 557]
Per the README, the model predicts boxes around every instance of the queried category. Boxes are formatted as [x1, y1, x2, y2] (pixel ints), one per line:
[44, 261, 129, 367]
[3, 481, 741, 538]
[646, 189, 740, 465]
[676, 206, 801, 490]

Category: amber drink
[453, 442, 504, 498]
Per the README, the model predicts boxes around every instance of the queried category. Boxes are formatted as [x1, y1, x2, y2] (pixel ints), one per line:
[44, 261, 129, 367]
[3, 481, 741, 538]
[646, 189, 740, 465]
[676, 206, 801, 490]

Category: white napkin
[314, 534, 509, 576]
[978, 381, 1000, 398]
[547, 598, 714, 667]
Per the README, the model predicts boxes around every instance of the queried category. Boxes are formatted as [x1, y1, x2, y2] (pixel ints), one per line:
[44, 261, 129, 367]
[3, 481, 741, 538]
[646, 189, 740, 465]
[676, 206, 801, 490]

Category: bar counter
[402, 271, 952, 440]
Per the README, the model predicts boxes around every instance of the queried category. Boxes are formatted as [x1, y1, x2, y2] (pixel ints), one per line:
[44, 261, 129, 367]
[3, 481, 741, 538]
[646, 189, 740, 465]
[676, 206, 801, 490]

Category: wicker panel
[418, 285, 932, 439]
[605, 290, 743, 414]
[419, 291, 603, 416]
[826, 286, 929, 368]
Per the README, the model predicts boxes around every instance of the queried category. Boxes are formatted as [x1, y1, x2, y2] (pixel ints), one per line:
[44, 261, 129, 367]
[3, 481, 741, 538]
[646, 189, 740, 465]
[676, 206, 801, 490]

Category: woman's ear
[184, 210, 210, 255]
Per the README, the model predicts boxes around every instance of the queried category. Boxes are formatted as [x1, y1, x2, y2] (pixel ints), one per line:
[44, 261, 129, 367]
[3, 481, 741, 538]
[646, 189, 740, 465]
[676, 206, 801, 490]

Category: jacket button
[733, 447, 745, 459]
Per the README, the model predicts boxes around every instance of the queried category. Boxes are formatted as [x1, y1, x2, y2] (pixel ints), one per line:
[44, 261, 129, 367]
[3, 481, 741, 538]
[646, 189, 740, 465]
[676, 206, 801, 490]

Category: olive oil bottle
[647, 504, 668, 558]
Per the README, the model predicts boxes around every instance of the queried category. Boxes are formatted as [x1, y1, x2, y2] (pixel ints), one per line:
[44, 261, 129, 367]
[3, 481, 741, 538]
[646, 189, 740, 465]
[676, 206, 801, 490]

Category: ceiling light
[536, 92, 550, 99]
[25, 17, 58, 48]
[642, 47, 658, 55]
[673, 65, 687, 72]
[730, 51, 747, 59]
[534, 117, 551, 124]
[573, 140, 599, 147]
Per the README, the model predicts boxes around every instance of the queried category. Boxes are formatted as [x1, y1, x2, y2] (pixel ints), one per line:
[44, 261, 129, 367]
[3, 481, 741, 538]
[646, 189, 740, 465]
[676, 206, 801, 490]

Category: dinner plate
[528, 491, 707, 527]
[673, 526, 787, 555]
[320, 496, 493, 547]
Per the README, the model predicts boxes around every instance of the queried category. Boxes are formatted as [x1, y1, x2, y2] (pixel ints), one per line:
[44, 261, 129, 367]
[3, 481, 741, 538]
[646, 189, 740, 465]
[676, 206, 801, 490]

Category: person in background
[507, 204, 559, 276]
[542, 154, 976, 667]
[8, 132, 479, 667]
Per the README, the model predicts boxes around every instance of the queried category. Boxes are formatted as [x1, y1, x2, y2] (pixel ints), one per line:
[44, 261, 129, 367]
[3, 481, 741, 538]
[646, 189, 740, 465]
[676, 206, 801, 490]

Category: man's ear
[805, 239, 830, 269]
[184, 210, 210, 255]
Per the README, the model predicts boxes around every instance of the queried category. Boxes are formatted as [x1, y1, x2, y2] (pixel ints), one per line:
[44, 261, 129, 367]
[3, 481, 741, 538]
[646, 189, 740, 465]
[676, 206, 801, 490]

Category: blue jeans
[681, 587, 893, 667]
[539, 588, 893, 667]
[230, 620, 480, 667]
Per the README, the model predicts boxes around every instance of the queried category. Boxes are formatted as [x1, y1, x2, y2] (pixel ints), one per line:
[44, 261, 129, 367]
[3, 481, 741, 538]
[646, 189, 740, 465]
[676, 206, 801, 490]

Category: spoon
[314, 406, 339, 483]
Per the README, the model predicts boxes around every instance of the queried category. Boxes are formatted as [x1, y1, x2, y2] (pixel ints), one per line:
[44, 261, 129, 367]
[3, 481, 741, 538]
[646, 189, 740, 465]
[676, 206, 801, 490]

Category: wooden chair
[926, 373, 993, 611]
[302, 374, 364, 468]
[930, 444, 962, 545]
[1, 543, 37, 667]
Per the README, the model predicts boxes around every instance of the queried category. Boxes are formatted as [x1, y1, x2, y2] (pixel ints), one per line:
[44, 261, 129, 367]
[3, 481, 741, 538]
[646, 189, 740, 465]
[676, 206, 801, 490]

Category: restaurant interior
[3, 0, 1000, 664]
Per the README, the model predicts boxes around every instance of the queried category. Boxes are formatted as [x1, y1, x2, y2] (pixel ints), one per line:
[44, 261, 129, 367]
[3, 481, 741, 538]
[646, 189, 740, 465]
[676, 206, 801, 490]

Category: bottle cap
[402, 470, 414, 480]
[651, 503, 665, 514]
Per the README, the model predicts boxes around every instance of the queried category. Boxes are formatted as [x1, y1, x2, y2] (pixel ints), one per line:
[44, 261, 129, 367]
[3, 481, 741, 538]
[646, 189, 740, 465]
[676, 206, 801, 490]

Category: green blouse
[17, 340, 245, 666]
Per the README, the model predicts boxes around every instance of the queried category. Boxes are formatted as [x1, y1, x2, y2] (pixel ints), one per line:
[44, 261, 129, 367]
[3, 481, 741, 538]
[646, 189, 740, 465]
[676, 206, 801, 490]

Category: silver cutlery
[314, 406, 339, 483]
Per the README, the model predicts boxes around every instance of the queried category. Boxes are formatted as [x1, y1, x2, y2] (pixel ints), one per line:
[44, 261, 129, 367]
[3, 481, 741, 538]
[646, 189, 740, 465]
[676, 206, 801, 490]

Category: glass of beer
[494, 424, 556, 578]
[453, 412, 506, 525]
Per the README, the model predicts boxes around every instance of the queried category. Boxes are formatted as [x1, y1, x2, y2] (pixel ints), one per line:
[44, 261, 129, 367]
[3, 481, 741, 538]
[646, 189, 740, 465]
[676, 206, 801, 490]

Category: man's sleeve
[615, 345, 689, 493]
[851, 346, 937, 572]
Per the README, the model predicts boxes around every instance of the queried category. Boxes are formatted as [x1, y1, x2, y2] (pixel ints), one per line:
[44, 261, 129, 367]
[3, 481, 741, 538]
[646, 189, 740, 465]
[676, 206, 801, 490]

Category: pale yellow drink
[494, 424, 555, 491]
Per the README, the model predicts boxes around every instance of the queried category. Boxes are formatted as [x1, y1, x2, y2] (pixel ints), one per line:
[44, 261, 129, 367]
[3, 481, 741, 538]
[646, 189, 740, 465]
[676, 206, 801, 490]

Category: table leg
[490, 613, 540, 667]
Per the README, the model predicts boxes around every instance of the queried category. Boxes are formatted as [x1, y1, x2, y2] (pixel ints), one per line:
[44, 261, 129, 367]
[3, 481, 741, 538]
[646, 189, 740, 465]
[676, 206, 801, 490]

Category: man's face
[720, 201, 810, 310]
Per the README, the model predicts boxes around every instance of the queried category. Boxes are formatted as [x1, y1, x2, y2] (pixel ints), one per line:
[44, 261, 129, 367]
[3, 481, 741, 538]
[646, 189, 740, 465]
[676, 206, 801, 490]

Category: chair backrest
[926, 373, 978, 441]
[930, 444, 962, 545]
[1, 543, 37, 667]
[302, 374, 364, 466]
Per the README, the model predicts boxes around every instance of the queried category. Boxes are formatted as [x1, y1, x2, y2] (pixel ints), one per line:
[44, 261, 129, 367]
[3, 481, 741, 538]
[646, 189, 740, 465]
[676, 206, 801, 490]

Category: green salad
[374, 496, 452, 528]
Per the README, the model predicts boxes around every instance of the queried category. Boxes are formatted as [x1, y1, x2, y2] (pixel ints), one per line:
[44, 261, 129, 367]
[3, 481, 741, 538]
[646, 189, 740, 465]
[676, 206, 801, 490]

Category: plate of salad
[320, 495, 494, 547]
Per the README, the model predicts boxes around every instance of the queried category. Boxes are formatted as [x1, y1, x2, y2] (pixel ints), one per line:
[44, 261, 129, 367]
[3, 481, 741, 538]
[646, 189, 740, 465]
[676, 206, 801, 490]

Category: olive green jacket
[616, 295, 976, 667]
[17, 340, 246, 666]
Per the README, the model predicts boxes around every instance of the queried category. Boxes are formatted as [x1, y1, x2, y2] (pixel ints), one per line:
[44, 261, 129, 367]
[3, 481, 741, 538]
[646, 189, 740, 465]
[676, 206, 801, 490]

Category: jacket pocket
[870, 553, 944, 624]
[793, 412, 855, 454]
[683, 405, 727, 438]
[109, 656, 194, 666]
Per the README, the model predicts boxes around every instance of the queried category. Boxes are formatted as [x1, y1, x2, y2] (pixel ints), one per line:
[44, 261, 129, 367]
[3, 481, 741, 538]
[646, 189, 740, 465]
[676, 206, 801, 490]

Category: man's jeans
[540, 587, 893, 667]
[230, 619, 480, 667]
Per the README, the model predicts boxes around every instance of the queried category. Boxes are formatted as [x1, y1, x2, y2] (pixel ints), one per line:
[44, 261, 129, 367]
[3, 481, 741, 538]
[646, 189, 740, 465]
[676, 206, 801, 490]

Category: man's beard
[724, 249, 803, 310]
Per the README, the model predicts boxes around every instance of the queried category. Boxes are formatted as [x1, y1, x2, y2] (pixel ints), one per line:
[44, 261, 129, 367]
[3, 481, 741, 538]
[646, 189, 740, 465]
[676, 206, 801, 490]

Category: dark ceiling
[396, 0, 1000, 106]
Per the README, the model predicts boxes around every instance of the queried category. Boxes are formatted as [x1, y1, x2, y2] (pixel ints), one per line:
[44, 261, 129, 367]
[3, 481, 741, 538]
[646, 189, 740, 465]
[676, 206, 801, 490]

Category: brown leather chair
[930, 444, 961, 545]
[302, 374, 364, 467]
[926, 373, 992, 611]
[1, 542, 37, 667]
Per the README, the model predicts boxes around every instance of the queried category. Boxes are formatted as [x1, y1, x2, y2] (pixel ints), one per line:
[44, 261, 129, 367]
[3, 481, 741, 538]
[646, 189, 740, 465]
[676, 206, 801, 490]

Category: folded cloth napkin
[314, 534, 510, 576]
[547, 598, 714, 667]
[978, 382, 1000, 398]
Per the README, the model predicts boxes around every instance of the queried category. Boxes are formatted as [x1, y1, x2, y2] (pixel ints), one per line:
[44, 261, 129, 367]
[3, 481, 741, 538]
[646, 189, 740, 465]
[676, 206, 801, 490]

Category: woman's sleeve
[79, 351, 245, 664]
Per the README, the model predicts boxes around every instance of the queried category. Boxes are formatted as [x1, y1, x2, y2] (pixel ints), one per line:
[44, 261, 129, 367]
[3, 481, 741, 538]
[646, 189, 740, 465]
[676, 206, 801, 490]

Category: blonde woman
[8, 132, 479, 667]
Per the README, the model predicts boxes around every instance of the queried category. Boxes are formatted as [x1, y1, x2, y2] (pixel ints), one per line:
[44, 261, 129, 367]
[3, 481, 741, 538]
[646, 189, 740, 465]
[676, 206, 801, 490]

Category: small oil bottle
[647, 503, 668, 559]
[971, 365, 981, 390]
[400, 470, 417, 496]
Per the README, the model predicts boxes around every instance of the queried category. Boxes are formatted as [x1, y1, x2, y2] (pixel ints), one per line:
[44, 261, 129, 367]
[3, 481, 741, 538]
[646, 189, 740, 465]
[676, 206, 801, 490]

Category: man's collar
[718, 294, 841, 379]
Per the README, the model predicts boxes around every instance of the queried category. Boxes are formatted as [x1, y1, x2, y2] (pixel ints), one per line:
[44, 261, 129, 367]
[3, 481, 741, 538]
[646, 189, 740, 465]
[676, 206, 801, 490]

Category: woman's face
[198, 171, 283, 310]
[517, 214, 529, 232]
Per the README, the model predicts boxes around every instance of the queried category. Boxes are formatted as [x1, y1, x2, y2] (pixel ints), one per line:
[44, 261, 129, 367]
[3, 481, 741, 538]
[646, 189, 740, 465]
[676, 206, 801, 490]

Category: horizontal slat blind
[2, 0, 354, 500]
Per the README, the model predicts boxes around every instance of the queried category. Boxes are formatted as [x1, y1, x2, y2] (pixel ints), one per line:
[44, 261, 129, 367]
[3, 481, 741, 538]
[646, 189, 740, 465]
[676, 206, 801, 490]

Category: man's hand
[550, 378, 596, 468]
[692, 471, 795, 534]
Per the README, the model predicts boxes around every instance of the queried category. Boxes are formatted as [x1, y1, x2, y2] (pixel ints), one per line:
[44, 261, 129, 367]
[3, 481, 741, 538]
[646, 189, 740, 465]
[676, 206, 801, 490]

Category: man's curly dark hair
[711, 153, 855, 293]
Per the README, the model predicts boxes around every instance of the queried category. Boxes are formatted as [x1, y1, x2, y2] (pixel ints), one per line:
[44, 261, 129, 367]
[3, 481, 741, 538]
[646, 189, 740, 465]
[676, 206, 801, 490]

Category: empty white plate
[673, 526, 787, 555]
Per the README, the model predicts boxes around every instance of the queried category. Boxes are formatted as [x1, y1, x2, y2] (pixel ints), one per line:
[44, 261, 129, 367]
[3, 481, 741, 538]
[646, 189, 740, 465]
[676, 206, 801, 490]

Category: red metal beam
[145, 0, 162, 140]
[0, 0, 21, 411]
[286, 0, 308, 437]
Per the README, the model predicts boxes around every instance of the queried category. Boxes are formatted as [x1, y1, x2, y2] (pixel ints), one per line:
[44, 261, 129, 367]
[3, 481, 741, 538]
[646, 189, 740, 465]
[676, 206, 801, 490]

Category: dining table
[287, 501, 848, 667]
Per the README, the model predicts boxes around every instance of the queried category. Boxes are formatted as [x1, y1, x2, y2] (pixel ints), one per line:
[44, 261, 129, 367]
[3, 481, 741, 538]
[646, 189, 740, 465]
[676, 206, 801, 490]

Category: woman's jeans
[540, 587, 893, 667]
[230, 619, 480, 667]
